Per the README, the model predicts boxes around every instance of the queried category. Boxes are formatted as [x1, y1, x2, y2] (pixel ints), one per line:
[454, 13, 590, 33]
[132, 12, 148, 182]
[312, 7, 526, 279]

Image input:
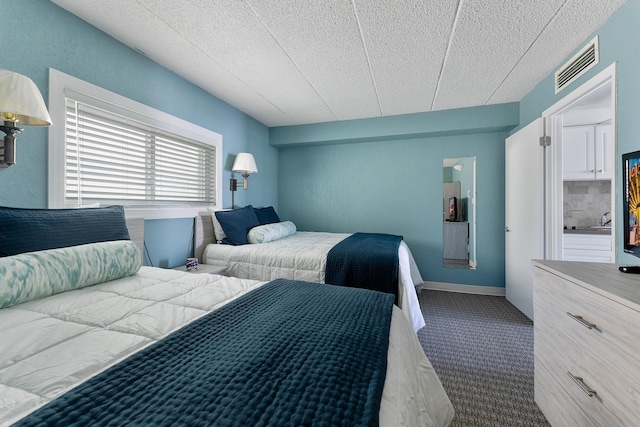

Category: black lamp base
[0, 122, 22, 167]
[230, 178, 238, 209]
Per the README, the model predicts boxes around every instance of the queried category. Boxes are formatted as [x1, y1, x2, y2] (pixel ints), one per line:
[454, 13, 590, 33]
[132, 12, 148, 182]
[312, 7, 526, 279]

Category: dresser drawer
[533, 267, 640, 426]
[534, 357, 595, 427]
[535, 329, 628, 426]
[534, 267, 640, 367]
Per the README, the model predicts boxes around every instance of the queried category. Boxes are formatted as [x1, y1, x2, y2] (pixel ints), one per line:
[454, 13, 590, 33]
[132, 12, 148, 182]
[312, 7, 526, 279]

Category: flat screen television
[448, 196, 458, 221]
[623, 150, 640, 257]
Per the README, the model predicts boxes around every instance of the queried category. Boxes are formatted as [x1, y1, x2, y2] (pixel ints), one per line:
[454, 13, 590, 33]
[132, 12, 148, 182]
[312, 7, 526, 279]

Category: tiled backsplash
[564, 181, 611, 227]
[563, 180, 611, 228]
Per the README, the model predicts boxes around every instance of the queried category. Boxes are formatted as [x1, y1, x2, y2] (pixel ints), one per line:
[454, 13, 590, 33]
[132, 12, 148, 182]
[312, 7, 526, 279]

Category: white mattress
[0, 267, 453, 427]
[203, 231, 426, 332]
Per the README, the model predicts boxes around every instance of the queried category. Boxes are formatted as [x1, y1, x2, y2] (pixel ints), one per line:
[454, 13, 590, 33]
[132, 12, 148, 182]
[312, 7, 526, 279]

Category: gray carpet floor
[417, 290, 550, 427]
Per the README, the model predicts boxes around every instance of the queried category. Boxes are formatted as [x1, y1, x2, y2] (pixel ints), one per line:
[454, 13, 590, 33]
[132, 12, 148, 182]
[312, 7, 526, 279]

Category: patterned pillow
[248, 221, 297, 244]
[0, 240, 141, 309]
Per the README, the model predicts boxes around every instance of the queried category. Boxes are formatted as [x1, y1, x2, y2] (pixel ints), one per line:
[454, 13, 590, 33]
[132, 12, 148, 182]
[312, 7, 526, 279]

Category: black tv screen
[449, 196, 457, 221]
[623, 150, 640, 257]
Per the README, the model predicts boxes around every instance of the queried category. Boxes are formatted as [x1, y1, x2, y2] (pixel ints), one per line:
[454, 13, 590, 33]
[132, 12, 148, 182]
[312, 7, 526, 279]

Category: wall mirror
[443, 157, 477, 269]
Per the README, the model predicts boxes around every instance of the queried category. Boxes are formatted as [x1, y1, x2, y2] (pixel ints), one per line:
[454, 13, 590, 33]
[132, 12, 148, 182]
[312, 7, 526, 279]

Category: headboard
[194, 214, 215, 263]
[125, 217, 145, 257]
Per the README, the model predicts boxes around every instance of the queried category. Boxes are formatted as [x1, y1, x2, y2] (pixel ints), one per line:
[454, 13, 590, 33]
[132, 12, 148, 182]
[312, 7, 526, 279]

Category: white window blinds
[64, 98, 216, 207]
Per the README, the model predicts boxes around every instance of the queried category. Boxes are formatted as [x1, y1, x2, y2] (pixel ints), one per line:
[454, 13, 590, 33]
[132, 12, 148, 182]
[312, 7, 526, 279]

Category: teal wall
[1, 0, 278, 268]
[518, 0, 640, 264]
[144, 218, 195, 268]
[273, 104, 519, 288]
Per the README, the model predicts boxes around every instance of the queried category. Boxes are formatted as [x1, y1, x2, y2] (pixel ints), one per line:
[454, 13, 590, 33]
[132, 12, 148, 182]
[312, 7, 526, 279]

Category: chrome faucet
[600, 211, 611, 227]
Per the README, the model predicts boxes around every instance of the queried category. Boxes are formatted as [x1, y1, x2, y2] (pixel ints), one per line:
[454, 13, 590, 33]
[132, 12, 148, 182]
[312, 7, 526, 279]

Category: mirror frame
[442, 157, 477, 269]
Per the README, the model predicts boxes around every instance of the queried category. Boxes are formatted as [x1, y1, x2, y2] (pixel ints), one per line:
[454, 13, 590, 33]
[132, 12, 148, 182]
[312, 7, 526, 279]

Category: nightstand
[172, 264, 227, 275]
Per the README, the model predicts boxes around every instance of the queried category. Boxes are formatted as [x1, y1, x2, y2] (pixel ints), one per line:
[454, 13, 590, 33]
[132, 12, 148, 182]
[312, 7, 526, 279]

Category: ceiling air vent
[555, 36, 599, 93]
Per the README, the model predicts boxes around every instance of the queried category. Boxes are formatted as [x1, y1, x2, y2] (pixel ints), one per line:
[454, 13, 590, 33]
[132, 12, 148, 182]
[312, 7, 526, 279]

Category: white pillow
[210, 209, 230, 243]
[248, 221, 296, 244]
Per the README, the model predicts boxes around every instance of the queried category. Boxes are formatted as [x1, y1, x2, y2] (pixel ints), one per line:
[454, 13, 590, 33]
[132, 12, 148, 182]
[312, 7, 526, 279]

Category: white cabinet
[443, 221, 468, 261]
[563, 233, 613, 263]
[533, 261, 640, 426]
[562, 125, 613, 180]
[594, 125, 613, 179]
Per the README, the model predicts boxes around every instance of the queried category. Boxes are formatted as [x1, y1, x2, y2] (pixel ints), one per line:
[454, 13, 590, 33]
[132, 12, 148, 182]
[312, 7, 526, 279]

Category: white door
[505, 119, 545, 320]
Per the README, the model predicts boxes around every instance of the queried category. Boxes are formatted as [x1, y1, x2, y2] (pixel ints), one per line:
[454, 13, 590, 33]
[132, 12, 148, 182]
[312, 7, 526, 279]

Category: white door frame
[542, 62, 617, 261]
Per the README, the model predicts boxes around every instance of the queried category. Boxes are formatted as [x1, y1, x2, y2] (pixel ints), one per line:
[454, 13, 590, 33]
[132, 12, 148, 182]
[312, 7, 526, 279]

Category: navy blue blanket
[325, 233, 402, 302]
[15, 279, 394, 427]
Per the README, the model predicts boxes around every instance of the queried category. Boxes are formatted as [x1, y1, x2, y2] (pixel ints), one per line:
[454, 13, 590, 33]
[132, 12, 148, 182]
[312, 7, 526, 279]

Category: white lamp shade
[0, 69, 52, 126]
[232, 152, 258, 174]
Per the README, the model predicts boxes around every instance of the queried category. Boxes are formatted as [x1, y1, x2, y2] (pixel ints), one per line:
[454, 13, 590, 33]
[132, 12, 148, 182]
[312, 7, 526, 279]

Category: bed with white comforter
[0, 205, 452, 426]
[203, 231, 426, 332]
[0, 262, 453, 426]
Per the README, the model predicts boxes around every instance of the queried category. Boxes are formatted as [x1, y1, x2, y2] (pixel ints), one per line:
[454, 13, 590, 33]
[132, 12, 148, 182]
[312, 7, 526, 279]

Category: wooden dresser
[532, 260, 640, 426]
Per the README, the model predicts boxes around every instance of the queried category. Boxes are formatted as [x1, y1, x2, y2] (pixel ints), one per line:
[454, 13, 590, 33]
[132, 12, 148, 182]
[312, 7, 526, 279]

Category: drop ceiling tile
[355, 0, 459, 116]
[247, 0, 381, 121]
[52, 0, 173, 52]
[173, 51, 297, 127]
[489, 0, 627, 104]
[142, 0, 337, 124]
[432, 0, 566, 111]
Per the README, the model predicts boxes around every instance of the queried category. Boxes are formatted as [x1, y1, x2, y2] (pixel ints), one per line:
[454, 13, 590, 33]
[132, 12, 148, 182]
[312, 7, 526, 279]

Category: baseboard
[423, 281, 506, 296]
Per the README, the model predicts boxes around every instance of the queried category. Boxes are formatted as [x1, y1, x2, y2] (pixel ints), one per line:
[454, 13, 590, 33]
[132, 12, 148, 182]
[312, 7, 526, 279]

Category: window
[48, 69, 222, 218]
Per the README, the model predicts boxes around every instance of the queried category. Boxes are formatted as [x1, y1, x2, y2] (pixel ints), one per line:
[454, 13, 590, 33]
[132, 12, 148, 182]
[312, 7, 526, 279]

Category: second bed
[196, 215, 426, 332]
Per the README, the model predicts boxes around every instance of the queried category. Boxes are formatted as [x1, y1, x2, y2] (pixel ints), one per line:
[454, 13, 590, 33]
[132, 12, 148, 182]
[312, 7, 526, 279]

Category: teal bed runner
[326, 233, 402, 302]
[15, 279, 394, 426]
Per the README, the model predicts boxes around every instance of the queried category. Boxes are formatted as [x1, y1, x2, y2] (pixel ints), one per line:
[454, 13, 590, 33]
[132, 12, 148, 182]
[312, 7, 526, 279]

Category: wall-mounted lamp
[230, 152, 258, 209]
[0, 69, 52, 167]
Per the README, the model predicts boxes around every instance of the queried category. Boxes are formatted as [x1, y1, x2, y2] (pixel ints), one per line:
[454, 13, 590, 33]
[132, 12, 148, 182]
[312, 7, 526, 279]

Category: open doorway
[543, 63, 616, 262]
[505, 63, 617, 319]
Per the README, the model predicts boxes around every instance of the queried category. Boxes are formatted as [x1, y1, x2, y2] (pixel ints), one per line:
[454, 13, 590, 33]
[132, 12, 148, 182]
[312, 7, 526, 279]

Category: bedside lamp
[0, 69, 52, 167]
[230, 152, 258, 209]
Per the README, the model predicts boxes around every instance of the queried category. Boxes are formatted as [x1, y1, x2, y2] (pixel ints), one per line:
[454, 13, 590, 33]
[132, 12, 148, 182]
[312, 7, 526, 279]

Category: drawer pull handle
[567, 372, 596, 397]
[566, 312, 596, 329]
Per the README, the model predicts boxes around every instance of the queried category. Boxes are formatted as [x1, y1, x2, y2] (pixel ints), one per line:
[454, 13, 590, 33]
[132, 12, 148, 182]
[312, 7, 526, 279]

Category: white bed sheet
[0, 267, 453, 427]
[203, 231, 426, 332]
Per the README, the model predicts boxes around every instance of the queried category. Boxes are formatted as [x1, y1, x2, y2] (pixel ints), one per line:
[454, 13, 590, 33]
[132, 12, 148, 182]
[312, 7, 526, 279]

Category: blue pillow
[0, 205, 131, 257]
[254, 206, 281, 225]
[215, 205, 260, 245]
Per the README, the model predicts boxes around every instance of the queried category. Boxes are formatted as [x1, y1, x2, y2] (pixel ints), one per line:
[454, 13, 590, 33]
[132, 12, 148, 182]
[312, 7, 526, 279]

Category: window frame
[48, 68, 222, 219]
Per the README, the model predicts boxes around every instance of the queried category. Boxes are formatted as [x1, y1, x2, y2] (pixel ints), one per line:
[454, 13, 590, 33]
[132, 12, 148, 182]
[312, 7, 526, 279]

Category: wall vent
[555, 36, 599, 93]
